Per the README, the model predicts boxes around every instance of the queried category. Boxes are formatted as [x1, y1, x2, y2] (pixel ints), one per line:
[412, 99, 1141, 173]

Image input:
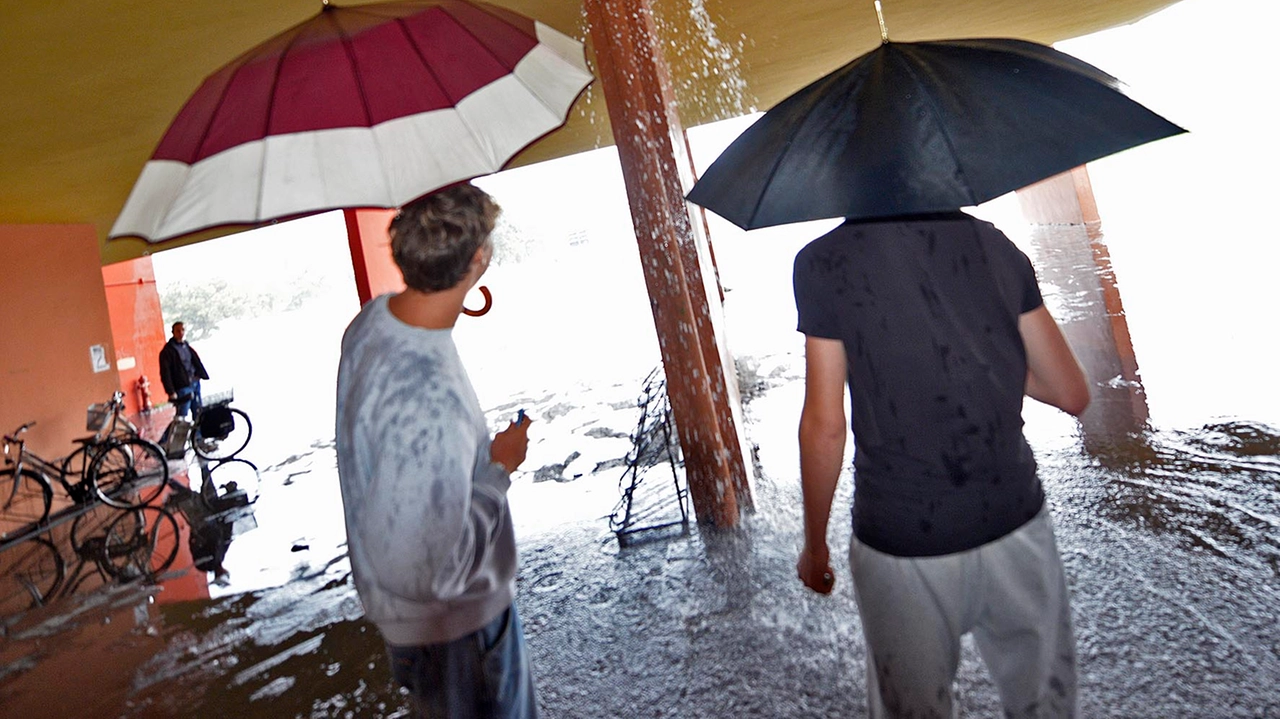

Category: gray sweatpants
[849, 507, 1077, 718]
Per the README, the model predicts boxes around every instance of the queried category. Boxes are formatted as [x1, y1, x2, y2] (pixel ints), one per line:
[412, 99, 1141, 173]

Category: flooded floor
[1, 342, 1278, 718]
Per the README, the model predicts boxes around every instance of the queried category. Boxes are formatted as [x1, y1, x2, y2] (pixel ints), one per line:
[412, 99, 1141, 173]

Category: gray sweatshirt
[335, 294, 517, 646]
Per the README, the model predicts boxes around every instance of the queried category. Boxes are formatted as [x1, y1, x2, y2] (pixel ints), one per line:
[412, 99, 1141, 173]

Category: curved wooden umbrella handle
[462, 285, 493, 317]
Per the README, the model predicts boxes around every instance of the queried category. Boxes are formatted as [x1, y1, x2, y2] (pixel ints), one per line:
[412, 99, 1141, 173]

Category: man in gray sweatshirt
[336, 183, 535, 718]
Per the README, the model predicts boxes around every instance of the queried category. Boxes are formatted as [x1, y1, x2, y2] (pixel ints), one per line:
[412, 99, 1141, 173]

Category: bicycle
[97, 504, 181, 583]
[60, 390, 145, 481]
[1, 503, 181, 617]
[1, 422, 169, 538]
[182, 390, 252, 462]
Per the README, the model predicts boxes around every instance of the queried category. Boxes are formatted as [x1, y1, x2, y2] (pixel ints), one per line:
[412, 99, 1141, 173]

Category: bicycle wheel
[0, 536, 64, 616]
[192, 407, 252, 461]
[70, 503, 122, 554]
[61, 444, 93, 481]
[101, 506, 181, 581]
[0, 467, 54, 539]
[89, 438, 169, 509]
[63, 430, 138, 485]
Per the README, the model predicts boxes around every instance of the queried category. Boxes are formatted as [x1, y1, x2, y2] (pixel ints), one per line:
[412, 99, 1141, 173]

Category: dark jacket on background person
[159, 338, 209, 396]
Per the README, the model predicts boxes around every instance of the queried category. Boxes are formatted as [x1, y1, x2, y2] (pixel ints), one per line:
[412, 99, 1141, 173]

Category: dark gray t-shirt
[794, 212, 1044, 556]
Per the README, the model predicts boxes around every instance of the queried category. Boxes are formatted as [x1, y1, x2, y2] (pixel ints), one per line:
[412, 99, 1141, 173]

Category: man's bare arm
[1019, 305, 1091, 416]
[797, 335, 849, 594]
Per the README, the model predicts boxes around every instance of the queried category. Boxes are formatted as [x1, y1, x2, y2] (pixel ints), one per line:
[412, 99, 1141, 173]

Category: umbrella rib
[251, 18, 330, 222]
[742, 74, 847, 228]
[325, 10, 378, 128]
[454, 5, 566, 120]
[891, 46, 980, 207]
[383, 13, 498, 190]
[322, 9, 398, 208]
[745, 135, 801, 229]
[390, 9, 504, 170]
[443, 3, 525, 76]
[190, 14, 315, 163]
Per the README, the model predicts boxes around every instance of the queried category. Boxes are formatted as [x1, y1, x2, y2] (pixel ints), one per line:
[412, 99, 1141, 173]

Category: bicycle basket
[198, 405, 235, 440]
[87, 403, 111, 431]
[202, 389, 234, 407]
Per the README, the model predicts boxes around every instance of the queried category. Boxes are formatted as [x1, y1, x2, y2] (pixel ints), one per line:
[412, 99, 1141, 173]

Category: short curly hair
[390, 183, 501, 292]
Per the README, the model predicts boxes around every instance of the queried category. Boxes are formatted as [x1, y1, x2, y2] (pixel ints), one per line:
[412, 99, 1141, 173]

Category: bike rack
[1, 465, 173, 554]
[608, 367, 691, 548]
[0, 500, 98, 554]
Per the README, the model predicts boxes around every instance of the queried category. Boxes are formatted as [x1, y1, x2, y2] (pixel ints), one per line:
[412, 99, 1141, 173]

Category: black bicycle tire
[101, 506, 181, 581]
[192, 408, 252, 461]
[70, 503, 122, 555]
[61, 444, 93, 481]
[62, 442, 116, 505]
[62, 429, 139, 482]
[0, 536, 64, 615]
[89, 438, 170, 509]
[202, 457, 260, 510]
[0, 467, 54, 534]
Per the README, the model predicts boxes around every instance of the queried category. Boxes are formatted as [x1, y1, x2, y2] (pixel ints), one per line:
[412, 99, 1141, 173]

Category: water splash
[656, 0, 755, 121]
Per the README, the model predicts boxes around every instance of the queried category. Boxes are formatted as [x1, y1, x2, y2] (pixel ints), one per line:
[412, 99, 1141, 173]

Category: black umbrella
[686, 37, 1186, 230]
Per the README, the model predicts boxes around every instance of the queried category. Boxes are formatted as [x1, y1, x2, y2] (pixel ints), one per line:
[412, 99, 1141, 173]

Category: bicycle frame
[87, 391, 142, 443]
[4, 428, 48, 502]
[3, 425, 111, 508]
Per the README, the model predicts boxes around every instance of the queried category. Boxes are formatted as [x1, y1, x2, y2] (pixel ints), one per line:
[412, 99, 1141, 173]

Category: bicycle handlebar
[7, 421, 35, 438]
[3, 421, 34, 446]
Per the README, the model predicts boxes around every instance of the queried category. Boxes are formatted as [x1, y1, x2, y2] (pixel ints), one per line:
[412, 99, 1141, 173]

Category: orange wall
[0, 224, 121, 457]
[102, 256, 167, 418]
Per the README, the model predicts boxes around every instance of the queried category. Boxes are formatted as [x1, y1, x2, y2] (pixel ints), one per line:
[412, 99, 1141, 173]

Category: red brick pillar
[344, 208, 403, 306]
[584, 0, 753, 526]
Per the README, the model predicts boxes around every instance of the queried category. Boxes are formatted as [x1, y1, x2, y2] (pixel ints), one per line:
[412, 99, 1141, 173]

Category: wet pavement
[1, 359, 1277, 717]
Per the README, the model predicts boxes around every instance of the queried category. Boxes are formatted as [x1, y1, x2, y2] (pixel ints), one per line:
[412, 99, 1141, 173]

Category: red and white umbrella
[110, 0, 593, 243]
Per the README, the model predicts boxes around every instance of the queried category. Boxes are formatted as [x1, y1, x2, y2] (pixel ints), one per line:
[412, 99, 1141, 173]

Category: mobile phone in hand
[516, 409, 527, 424]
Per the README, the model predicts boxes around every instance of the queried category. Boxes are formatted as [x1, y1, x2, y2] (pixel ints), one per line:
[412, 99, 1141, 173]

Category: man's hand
[490, 414, 532, 474]
[797, 543, 836, 594]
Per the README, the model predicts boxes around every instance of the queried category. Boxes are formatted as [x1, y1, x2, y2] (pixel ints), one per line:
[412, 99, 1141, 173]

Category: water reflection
[1026, 222, 1150, 440]
[1022, 220, 1280, 582]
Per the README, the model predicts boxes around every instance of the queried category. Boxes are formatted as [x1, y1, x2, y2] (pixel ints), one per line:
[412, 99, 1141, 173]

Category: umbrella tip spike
[874, 0, 889, 43]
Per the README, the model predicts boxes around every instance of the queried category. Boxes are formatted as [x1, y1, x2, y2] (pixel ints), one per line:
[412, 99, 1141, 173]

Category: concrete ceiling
[1, 0, 1180, 264]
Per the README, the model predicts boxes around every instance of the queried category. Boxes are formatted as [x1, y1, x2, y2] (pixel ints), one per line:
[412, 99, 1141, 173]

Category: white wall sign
[89, 344, 110, 373]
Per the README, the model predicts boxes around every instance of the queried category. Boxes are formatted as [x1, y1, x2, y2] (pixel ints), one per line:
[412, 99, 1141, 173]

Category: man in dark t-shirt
[793, 212, 1091, 718]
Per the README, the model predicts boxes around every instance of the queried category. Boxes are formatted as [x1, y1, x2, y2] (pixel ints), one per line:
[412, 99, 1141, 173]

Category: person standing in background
[159, 321, 209, 418]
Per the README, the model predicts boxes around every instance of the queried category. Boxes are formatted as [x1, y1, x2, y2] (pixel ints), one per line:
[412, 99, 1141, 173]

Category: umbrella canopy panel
[686, 38, 1186, 230]
[110, 0, 593, 243]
